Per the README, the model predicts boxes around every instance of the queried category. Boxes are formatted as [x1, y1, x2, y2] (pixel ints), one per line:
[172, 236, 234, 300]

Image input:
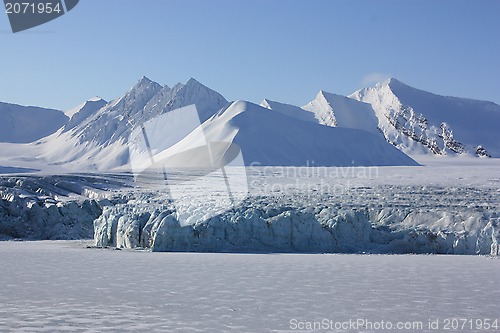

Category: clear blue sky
[1, 0, 499, 110]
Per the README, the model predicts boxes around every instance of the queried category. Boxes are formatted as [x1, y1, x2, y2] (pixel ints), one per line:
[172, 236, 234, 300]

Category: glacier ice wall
[94, 193, 499, 255]
[0, 175, 117, 240]
[2, 173, 498, 255]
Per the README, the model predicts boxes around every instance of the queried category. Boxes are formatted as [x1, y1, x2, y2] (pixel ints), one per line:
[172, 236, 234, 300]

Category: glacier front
[93, 161, 500, 255]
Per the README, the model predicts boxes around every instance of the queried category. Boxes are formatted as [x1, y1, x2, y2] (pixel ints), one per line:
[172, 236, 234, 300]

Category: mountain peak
[139, 75, 153, 83]
[171, 78, 228, 122]
[385, 77, 409, 89]
[184, 77, 209, 90]
[350, 77, 500, 157]
[316, 89, 330, 101]
[64, 97, 107, 118]
[88, 96, 106, 103]
[317, 90, 348, 103]
[131, 76, 162, 93]
[186, 77, 200, 85]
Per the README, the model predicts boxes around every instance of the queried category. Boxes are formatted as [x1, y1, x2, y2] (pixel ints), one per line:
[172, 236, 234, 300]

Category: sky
[1, 0, 499, 110]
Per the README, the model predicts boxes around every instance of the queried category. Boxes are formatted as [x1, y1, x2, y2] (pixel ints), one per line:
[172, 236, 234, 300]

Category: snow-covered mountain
[156, 100, 418, 167]
[263, 80, 500, 158]
[0, 102, 68, 143]
[1, 76, 498, 173]
[142, 78, 229, 124]
[62, 97, 108, 132]
[302, 91, 380, 135]
[64, 76, 163, 146]
[349, 78, 500, 157]
[39, 77, 229, 170]
[261, 93, 380, 137]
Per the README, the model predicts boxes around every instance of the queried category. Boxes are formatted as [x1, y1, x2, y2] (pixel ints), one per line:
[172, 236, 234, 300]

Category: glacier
[1, 161, 499, 255]
[93, 185, 500, 255]
[0, 175, 118, 240]
[91, 161, 499, 255]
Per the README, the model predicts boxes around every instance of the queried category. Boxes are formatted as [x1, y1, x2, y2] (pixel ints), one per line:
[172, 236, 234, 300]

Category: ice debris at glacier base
[0, 175, 126, 240]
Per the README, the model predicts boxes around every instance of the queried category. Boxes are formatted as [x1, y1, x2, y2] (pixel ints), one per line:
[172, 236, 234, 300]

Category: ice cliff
[94, 187, 500, 255]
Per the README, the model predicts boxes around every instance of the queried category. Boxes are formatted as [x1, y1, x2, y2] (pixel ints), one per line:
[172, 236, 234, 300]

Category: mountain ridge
[0, 102, 68, 143]
[154, 100, 419, 167]
[0, 76, 497, 173]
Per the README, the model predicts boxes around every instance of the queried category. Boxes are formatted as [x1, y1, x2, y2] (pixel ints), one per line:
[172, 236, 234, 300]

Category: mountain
[261, 92, 380, 136]
[2, 76, 497, 173]
[39, 77, 229, 170]
[63, 97, 108, 132]
[152, 100, 418, 167]
[0, 102, 68, 143]
[143, 78, 228, 123]
[349, 78, 500, 157]
[302, 91, 380, 135]
[263, 80, 500, 158]
[67, 76, 164, 145]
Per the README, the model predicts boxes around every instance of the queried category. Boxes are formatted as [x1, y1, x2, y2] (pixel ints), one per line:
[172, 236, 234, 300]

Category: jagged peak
[130, 76, 162, 92]
[185, 77, 201, 86]
[360, 77, 404, 91]
[182, 77, 214, 92]
[385, 77, 410, 90]
[316, 89, 329, 101]
[349, 78, 400, 98]
[138, 75, 154, 84]
[175, 78, 227, 103]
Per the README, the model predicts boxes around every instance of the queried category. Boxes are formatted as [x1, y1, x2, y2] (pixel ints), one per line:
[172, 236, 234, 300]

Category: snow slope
[261, 93, 380, 136]
[62, 97, 108, 132]
[303, 91, 380, 135]
[0, 102, 68, 143]
[260, 99, 317, 123]
[350, 78, 500, 157]
[157, 100, 418, 167]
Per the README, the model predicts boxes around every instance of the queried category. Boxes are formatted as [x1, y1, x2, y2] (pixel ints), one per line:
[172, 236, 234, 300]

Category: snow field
[0, 241, 499, 332]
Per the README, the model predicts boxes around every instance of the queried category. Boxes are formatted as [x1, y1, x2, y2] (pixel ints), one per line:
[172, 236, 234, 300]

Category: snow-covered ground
[0, 241, 499, 333]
